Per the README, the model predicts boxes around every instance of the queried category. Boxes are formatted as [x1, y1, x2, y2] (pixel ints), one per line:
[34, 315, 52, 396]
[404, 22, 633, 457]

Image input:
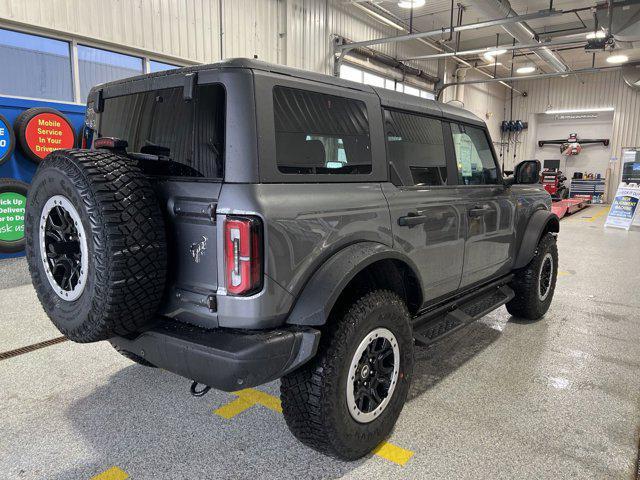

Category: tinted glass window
[451, 124, 499, 185]
[78, 45, 143, 101]
[0, 29, 73, 101]
[99, 84, 225, 178]
[273, 86, 371, 175]
[385, 110, 447, 186]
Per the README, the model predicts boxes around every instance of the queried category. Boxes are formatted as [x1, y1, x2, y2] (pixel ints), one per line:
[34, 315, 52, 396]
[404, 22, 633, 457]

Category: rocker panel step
[413, 285, 514, 346]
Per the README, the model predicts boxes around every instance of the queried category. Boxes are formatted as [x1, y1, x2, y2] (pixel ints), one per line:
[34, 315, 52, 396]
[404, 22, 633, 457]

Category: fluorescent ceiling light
[483, 49, 507, 61]
[516, 66, 536, 74]
[586, 30, 606, 39]
[480, 62, 503, 67]
[398, 0, 425, 8]
[606, 54, 629, 64]
[545, 107, 614, 114]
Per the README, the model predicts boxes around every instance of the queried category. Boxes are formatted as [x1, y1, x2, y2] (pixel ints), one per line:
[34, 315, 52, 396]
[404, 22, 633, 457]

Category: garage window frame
[0, 24, 191, 105]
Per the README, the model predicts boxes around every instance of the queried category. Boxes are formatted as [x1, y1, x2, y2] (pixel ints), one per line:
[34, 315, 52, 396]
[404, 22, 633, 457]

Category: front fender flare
[286, 242, 421, 326]
[514, 209, 560, 269]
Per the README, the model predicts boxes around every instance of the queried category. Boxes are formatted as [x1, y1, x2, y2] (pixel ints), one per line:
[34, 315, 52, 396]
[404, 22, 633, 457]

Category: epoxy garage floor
[1, 206, 639, 480]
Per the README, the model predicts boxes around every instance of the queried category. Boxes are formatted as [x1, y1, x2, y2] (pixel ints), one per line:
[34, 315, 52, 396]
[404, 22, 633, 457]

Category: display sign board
[24, 111, 75, 160]
[0, 191, 26, 242]
[604, 183, 640, 230]
[0, 114, 14, 164]
[0, 179, 28, 253]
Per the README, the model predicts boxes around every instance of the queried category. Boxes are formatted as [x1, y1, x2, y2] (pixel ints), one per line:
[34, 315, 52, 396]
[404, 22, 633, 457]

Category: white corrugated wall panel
[1, 0, 440, 77]
[461, 70, 507, 144]
[509, 70, 640, 170]
[0, 0, 220, 63]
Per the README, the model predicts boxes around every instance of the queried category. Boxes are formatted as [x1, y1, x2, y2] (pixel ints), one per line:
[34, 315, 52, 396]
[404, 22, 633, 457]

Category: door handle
[468, 205, 491, 217]
[398, 213, 429, 227]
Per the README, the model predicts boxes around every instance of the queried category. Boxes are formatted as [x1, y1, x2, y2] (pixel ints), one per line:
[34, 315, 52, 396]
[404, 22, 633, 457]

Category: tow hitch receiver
[190, 381, 211, 397]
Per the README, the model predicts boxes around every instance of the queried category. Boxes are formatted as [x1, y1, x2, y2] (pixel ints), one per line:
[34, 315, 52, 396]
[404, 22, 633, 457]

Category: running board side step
[412, 284, 514, 346]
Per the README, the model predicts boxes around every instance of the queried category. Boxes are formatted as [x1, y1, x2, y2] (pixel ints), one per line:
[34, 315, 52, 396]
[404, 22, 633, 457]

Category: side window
[384, 110, 447, 186]
[451, 123, 499, 185]
[273, 86, 372, 175]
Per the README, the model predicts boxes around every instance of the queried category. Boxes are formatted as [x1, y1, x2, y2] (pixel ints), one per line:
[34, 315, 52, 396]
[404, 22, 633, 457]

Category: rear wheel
[506, 232, 558, 320]
[280, 290, 413, 460]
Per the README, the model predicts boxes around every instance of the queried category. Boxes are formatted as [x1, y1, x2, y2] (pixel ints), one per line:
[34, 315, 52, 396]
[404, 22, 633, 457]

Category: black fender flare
[514, 209, 560, 269]
[286, 242, 422, 326]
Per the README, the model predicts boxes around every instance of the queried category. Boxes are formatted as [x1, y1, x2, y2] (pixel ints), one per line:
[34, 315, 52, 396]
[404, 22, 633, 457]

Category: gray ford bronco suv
[25, 58, 559, 460]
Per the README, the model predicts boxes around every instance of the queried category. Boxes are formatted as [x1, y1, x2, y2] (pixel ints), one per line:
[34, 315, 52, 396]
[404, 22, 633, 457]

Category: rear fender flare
[286, 242, 421, 326]
[514, 209, 560, 269]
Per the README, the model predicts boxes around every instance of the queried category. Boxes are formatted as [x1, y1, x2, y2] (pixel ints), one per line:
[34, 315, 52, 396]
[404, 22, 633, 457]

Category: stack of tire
[0, 108, 77, 254]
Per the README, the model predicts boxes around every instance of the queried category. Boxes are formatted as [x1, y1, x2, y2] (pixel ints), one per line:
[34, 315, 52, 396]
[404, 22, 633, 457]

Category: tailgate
[153, 179, 222, 328]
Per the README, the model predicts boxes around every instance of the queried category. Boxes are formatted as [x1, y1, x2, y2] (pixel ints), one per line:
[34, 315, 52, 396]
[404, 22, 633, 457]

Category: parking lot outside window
[339, 63, 434, 100]
[77, 45, 144, 102]
[0, 28, 73, 101]
[150, 60, 179, 73]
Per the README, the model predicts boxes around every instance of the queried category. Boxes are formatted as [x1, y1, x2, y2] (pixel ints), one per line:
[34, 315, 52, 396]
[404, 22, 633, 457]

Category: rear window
[98, 84, 225, 178]
[273, 86, 371, 175]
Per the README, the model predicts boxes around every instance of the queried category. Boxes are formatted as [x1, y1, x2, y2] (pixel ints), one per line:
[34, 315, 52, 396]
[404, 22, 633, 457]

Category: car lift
[538, 133, 610, 156]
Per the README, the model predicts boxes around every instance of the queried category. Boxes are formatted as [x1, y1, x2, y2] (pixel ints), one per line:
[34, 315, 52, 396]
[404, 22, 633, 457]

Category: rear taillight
[224, 216, 263, 296]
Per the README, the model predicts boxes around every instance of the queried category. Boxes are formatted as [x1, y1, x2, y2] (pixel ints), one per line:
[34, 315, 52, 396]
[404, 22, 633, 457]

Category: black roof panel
[88, 58, 484, 126]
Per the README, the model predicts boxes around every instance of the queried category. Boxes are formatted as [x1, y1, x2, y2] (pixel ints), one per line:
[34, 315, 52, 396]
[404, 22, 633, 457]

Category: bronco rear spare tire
[25, 149, 167, 343]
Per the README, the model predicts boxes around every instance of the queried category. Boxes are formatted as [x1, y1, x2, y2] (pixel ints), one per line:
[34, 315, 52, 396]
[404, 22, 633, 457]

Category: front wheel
[506, 232, 558, 320]
[280, 290, 414, 460]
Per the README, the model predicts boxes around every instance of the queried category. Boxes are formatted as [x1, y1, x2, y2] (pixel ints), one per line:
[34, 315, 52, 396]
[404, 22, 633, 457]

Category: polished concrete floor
[1, 205, 639, 479]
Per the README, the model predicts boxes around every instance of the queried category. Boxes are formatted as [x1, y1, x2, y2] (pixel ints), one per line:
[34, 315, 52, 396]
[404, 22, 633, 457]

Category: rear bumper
[110, 319, 320, 391]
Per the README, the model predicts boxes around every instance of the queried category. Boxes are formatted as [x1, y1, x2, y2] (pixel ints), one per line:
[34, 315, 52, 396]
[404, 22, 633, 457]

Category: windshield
[98, 84, 225, 179]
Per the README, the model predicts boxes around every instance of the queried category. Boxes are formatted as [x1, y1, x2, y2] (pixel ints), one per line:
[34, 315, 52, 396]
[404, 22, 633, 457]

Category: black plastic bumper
[110, 319, 320, 391]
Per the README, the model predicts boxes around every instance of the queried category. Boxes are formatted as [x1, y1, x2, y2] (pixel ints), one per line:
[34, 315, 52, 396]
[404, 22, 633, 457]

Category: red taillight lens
[224, 216, 263, 296]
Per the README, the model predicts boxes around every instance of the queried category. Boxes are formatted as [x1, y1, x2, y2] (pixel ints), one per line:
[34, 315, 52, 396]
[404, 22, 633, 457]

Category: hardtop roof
[89, 57, 483, 126]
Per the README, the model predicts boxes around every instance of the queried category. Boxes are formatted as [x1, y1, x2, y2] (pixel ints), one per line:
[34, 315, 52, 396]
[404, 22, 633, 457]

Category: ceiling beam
[400, 38, 587, 61]
[435, 66, 621, 99]
[334, 9, 565, 52]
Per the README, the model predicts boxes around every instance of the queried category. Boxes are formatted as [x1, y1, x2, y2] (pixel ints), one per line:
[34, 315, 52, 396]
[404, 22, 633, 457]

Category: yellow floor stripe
[91, 466, 129, 480]
[234, 388, 283, 413]
[213, 396, 255, 419]
[557, 270, 570, 277]
[214, 388, 414, 465]
[582, 207, 609, 222]
[373, 442, 415, 466]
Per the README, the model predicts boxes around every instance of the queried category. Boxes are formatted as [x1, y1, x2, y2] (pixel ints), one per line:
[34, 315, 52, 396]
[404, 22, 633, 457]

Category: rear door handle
[398, 214, 429, 227]
[468, 205, 491, 217]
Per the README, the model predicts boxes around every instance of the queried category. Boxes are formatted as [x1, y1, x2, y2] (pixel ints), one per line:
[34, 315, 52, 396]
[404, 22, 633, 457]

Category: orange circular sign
[24, 112, 75, 159]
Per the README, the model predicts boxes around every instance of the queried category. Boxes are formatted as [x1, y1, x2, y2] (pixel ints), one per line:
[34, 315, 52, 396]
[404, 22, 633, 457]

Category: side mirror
[511, 160, 541, 185]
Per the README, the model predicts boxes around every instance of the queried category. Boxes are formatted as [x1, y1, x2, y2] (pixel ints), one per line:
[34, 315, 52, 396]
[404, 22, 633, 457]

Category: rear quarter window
[273, 86, 372, 175]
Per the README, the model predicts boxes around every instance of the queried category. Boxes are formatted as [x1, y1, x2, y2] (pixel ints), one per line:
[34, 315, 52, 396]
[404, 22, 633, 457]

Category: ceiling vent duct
[473, 0, 570, 73]
[596, 2, 640, 49]
[621, 62, 640, 90]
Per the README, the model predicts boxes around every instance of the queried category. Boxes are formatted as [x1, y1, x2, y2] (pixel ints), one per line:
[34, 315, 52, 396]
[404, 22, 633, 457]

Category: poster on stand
[604, 183, 640, 230]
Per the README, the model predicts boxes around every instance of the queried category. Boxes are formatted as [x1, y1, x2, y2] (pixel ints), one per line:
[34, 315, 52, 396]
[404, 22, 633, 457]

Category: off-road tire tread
[506, 232, 557, 320]
[26, 149, 167, 342]
[280, 290, 410, 459]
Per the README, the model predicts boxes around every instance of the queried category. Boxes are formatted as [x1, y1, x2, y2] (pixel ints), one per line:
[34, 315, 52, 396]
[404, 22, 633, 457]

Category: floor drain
[0, 336, 67, 361]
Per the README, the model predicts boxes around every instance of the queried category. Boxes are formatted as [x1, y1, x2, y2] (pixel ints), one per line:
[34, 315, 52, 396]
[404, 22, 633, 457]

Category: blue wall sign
[0, 113, 15, 164]
[0, 96, 86, 258]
